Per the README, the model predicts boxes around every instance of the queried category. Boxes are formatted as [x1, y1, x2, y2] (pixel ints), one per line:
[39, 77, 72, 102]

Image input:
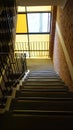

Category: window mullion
[25, 6, 30, 58]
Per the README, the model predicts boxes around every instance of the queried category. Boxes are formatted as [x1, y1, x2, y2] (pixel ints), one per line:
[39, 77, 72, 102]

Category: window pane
[27, 13, 51, 33]
[27, 6, 51, 12]
[17, 6, 51, 13]
[16, 14, 27, 33]
[29, 34, 50, 42]
[15, 34, 28, 42]
[18, 6, 26, 12]
[15, 34, 29, 57]
[29, 34, 50, 58]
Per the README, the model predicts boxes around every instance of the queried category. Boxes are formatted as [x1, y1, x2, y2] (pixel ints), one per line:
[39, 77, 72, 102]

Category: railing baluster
[15, 41, 49, 58]
[0, 52, 27, 91]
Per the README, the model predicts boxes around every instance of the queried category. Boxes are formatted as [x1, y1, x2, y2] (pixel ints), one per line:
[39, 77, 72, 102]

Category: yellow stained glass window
[16, 14, 27, 33]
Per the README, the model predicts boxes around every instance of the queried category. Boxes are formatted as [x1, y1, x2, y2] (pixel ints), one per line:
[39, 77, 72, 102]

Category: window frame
[16, 11, 52, 35]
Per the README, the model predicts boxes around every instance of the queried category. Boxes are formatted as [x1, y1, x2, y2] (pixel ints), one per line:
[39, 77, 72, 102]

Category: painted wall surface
[54, 0, 73, 90]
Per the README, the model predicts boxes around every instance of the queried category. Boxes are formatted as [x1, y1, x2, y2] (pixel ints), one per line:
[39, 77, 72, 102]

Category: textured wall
[54, 30, 73, 90]
[57, 1, 73, 65]
[54, 0, 73, 90]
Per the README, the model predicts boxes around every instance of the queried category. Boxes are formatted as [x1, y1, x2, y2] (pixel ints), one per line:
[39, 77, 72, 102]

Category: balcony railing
[14, 41, 49, 58]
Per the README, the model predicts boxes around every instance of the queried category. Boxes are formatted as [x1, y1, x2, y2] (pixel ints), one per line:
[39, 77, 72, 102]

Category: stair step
[21, 86, 67, 91]
[1, 113, 73, 130]
[28, 76, 60, 79]
[16, 97, 73, 101]
[30, 70, 57, 73]
[28, 75, 60, 78]
[12, 110, 73, 115]
[29, 71, 59, 74]
[30, 70, 56, 73]
[23, 81, 65, 85]
[27, 78, 62, 81]
[19, 88, 67, 92]
[10, 99, 73, 111]
[29, 73, 59, 77]
[16, 91, 70, 98]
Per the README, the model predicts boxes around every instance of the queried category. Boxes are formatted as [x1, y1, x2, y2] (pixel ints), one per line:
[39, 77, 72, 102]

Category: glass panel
[15, 34, 28, 42]
[16, 14, 27, 33]
[18, 6, 26, 12]
[15, 34, 29, 57]
[15, 35, 28, 50]
[29, 34, 50, 58]
[27, 6, 51, 12]
[29, 34, 50, 42]
[27, 13, 51, 33]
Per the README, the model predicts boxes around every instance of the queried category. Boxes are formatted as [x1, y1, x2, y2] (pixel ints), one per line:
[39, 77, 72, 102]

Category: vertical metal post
[25, 7, 30, 58]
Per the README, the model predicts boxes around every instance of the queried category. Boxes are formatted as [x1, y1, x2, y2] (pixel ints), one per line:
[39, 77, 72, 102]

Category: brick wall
[54, 0, 73, 90]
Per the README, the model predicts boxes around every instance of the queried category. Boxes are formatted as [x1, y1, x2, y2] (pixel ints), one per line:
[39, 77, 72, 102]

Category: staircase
[1, 67, 73, 130]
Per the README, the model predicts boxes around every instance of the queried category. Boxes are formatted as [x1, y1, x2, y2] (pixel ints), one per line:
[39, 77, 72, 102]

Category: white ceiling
[16, 0, 68, 7]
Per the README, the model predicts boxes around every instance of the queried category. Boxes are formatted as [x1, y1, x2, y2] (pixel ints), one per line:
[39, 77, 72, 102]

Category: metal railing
[14, 41, 49, 58]
[0, 52, 27, 96]
[0, 0, 17, 106]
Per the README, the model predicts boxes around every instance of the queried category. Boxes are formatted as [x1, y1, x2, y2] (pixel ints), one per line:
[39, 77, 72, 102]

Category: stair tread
[10, 99, 73, 111]
[16, 91, 70, 97]
[29, 74, 59, 77]
[27, 79, 62, 81]
[20, 88, 67, 92]
[23, 82, 65, 85]
[22, 84, 66, 87]
[16, 97, 73, 100]
[28, 76, 60, 79]
[12, 109, 73, 115]
[20, 87, 67, 91]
